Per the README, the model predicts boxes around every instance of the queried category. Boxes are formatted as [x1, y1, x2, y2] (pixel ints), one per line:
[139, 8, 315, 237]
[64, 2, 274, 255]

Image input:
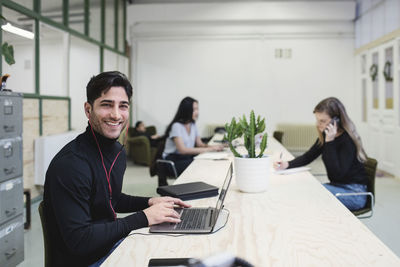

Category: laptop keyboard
[175, 209, 209, 230]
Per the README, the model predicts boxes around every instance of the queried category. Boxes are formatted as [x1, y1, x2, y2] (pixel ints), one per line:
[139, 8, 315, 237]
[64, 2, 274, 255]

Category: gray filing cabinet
[0, 91, 24, 267]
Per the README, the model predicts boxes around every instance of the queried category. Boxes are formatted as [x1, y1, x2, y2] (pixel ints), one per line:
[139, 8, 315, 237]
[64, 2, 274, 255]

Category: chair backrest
[146, 126, 156, 136]
[364, 157, 378, 196]
[128, 127, 139, 137]
[149, 136, 167, 177]
[273, 131, 284, 143]
[362, 157, 377, 211]
[38, 201, 52, 267]
[129, 125, 157, 137]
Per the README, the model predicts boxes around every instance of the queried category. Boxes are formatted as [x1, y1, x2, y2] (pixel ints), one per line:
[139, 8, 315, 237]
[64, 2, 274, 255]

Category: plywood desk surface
[102, 138, 400, 266]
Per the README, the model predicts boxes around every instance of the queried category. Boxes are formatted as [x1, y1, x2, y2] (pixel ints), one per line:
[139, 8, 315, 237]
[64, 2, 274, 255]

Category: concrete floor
[18, 160, 400, 266]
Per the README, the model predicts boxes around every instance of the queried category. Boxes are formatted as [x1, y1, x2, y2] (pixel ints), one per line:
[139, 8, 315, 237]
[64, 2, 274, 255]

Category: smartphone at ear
[330, 116, 340, 126]
[325, 116, 340, 132]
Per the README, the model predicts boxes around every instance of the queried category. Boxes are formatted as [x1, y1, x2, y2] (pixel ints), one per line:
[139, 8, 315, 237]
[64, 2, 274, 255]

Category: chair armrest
[335, 192, 375, 217]
[128, 136, 150, 145]
[157, 159, 178, 178]
[334, 192, 374, 198]
[335, 192, 374, 204]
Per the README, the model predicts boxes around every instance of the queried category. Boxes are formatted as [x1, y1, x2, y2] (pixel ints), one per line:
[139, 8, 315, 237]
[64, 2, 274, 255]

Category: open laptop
[150, 163, 233, 234]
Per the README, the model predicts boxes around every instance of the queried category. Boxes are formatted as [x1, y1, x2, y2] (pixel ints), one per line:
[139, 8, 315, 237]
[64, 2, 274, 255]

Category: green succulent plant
[224, 110, 268, 158]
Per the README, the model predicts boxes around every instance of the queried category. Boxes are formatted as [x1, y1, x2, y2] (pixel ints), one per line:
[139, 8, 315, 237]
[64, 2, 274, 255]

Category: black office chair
[273, 130, 284, 143]
[156, 159, 179, 186]
[38, 201, 53, 267]
[335, 157, 377, 219]
[149, 136, 179, 186]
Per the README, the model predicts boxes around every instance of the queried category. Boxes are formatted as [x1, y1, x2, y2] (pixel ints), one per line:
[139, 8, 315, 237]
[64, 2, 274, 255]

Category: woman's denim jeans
[323, 183, 367, 211]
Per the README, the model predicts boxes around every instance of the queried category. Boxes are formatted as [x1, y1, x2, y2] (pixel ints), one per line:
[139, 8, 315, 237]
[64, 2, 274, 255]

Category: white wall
[128, 2, 356, 136]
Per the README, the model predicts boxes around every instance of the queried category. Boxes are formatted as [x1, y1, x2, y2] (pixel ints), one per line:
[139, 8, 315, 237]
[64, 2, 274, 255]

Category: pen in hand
[277, 152, 283, 169]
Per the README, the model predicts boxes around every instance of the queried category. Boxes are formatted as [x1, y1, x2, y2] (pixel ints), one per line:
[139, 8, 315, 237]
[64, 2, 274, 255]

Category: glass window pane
[69, 0, 85, 33]
[105, 1, 115, 47]
[361, 54, 366, 74]
[39, 23, 67, 96]
[104, 49, 118, 71]
[362, 79, 367, 122]
[69, 36, 100, 131]
[384, 47, 393, 109]
[10, 0, 33, 10]
[118, 0, 124, 52]
[372, 52, 379, 109]
[117, 55, 128, 75]
[1, 7, 35, 94]
[41, 0, 63, 23]
[89, 0, 101, 41]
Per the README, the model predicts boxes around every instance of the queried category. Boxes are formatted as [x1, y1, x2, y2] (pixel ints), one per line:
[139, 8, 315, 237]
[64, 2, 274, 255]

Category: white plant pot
[234, 156, 270, 193]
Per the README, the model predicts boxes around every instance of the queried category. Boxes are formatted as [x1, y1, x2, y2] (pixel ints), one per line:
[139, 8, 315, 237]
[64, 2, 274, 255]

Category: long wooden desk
[102, 138, 400, 266]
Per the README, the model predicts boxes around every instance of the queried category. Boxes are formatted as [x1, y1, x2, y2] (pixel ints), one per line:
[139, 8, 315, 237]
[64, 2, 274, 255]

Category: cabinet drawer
[0, 178, 23, 225]
[0, 138, 22, 182]
[0, 94, 22, 138]
[0, 215, 24, 267]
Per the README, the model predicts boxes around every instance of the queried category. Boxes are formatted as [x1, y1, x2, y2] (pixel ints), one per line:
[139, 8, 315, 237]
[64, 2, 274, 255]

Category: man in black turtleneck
[43, 71, 190, 267]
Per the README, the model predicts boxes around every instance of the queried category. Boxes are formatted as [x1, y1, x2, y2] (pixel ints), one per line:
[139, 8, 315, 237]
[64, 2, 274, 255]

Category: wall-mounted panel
[42, 99, 69, 136]
[22, 99, 40, 198]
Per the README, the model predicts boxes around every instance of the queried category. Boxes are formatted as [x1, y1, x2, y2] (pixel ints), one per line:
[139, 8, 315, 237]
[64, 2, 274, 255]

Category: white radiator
[276, 124, 318, 154]
[34, 131, 79, 186]
[204, 123, 225, 138]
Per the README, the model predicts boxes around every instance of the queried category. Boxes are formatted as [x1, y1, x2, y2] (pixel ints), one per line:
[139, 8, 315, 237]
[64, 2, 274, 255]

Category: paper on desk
[194, 152, 230, 160]
[274, 166, 311, 175]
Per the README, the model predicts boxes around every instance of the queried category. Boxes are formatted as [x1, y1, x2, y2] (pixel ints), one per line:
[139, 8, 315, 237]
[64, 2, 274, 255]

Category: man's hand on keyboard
[144, 197, 191, 226]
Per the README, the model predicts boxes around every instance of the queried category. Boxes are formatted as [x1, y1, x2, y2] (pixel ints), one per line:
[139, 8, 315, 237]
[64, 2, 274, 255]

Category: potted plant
[224, 110, 269, 193]
[1, 15, 16, 66]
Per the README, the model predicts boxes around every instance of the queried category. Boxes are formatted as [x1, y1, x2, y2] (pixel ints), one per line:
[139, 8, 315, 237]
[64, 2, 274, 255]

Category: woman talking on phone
[274, 97, 368, 211]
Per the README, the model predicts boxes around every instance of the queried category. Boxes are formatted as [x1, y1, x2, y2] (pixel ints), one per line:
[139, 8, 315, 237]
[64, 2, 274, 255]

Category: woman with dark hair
[163, 96, 223, 176]
[274, 97, 368, 211]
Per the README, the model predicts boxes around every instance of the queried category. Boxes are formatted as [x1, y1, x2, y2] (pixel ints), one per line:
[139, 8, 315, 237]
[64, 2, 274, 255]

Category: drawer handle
[5, 248, 17, 259]
[4, 167, 15, 175]
[3, 125, 15, 132]
[5, 208, 17, 217]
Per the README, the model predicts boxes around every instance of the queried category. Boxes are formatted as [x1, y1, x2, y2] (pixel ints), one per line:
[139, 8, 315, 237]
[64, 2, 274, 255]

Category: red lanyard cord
[89, 123, 123, 220]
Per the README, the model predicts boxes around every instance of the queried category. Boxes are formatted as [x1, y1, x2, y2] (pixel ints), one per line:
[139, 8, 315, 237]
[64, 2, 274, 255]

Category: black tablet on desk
[157, 182, 219, 200]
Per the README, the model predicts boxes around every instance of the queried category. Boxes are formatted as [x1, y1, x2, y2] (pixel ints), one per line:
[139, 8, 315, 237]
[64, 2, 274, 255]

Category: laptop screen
[211, 163, 233, 226]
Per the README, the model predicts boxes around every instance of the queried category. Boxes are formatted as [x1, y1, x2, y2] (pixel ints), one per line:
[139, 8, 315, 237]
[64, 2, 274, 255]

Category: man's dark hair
[86, 71, 132, 104]
[135, 121, 143, 128]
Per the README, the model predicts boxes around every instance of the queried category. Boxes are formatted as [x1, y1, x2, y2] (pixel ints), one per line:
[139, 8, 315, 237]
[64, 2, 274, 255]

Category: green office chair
[127, 126, 157, 166]
[38, 201, 53, 267]
[273, 131, 284, 143]
[335, 157, 377, 219]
